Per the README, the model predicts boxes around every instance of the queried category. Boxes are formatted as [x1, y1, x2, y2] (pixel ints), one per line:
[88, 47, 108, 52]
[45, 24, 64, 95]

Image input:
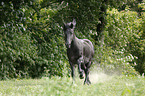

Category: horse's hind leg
[84, 61, 91, 85]
[84, 68, 91, 85]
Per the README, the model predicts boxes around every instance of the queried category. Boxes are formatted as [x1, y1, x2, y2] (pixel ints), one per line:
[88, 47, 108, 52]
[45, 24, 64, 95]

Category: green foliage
[105, 8, 141, 49]
[0, 0, 69, 79]
[103, 8, 145, 75]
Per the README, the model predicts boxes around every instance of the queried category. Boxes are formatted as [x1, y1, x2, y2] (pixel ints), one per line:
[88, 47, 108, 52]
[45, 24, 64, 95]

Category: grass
[0, 74, 145, 96]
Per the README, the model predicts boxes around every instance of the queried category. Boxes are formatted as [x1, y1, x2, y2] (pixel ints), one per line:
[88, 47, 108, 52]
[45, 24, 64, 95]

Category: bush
[0, 1, 69, 79]
[101, 8, 145, 75]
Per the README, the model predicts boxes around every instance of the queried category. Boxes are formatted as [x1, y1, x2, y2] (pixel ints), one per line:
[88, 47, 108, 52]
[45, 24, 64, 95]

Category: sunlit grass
[0, 75, 144, 96]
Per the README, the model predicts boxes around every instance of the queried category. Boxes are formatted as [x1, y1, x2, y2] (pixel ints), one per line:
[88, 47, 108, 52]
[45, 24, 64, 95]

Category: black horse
[63, 19, 94, 85]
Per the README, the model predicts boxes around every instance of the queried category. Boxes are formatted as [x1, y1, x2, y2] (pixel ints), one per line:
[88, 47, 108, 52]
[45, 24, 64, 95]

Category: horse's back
[82, 39, 94, 58]
[83, 39, 94, 50]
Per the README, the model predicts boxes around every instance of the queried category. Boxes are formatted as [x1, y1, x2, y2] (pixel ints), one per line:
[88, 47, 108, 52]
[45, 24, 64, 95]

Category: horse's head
[63, 19, 76, 48]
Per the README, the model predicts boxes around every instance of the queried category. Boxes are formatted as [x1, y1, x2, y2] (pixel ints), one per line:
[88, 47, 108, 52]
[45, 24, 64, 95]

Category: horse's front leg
[70, 62, 75, 83]
[77, 56, 85, 79]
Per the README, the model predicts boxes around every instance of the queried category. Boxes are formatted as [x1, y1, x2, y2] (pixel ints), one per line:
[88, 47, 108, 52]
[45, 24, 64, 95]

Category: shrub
[0, 1, 69, 79]
[101, 8, 145, 75]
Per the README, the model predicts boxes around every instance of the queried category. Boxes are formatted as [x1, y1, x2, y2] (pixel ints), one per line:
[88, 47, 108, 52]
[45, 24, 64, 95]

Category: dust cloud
[89, 72, 113, 84]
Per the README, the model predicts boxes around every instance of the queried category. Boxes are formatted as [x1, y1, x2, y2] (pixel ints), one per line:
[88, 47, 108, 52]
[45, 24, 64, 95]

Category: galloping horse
[63, 19, 94, 85]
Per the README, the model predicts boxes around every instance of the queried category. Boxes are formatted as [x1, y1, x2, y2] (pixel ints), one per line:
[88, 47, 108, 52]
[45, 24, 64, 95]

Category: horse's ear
[70, 19, 76, 29]
[63, 21, 66, 27]
[63, 22, 66, 27]
[72, 19, 76, 26]
[63, 23, 66, 31]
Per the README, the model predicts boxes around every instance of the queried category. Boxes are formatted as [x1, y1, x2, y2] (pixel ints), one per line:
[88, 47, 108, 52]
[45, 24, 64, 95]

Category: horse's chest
[67, 48, 81, 63]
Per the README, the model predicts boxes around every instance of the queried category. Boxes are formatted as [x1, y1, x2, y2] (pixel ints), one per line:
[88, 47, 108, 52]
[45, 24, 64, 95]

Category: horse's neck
[72, 35, 81, 48]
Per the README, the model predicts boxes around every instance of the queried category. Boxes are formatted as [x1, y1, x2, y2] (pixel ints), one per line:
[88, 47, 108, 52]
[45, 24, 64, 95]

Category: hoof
[79, 74, 84, 79]
[84, 80, 91, 85]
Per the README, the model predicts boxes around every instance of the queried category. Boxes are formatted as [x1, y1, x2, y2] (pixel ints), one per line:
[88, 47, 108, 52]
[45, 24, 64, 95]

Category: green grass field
[0, 73, 145, 96]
